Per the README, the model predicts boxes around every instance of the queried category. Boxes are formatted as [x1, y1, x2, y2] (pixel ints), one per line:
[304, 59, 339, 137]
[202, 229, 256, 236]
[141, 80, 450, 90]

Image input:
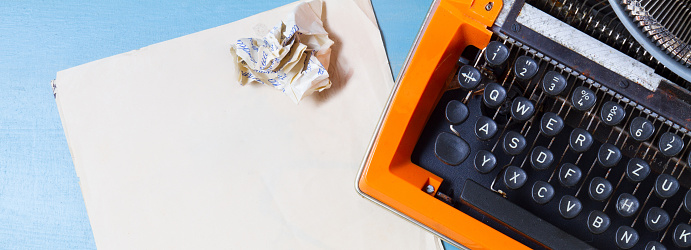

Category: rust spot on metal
[662, 89, 677, 101]
[581, 69, 590, 77]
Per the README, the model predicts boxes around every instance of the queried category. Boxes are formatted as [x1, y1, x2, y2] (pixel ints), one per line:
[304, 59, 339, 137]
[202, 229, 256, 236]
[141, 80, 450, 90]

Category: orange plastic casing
[357, 0, 530, 249]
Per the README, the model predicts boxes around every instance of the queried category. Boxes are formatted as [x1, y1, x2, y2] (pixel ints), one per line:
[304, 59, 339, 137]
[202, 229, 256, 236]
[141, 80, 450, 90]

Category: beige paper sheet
[54, 0, 437, 249]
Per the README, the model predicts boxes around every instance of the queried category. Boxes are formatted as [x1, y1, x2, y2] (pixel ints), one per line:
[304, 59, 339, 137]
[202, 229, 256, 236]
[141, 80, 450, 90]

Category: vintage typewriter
[356, 0, 691, 249]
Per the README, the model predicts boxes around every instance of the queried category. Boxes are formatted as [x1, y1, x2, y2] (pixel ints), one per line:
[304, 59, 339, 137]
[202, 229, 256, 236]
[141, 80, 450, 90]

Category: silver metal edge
[516, 3, 664, 92]
[354, 0, 469, 249]
[493, 0, 515, 27]
[608, 0, 691, 83]
[436, 236, 446, 250]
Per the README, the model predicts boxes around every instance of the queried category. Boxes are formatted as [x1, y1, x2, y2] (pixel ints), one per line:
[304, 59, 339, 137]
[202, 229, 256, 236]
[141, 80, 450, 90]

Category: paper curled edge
[229, 0, 333, 104]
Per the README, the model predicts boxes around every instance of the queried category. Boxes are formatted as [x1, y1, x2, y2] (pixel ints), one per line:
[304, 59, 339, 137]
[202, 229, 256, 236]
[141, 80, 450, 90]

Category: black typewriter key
[616, 193, 640, 217]
[685, 189, 691, 213]
[445, 100, 468, 125]
[673, 224, 691, 248]
[474, 150, 496, 174]
[558, 195, 582, 219]
[503, 131, 526, 155]
[569, 128, 593, 153]
[645, 241, 666, 250]
[540, 112, 564, 137]
[645, 207, 670, 232]
[597, 143, 621, 168]
[588, 177, 613, 201]
[559, 163, 582, 187]
[587, 210, 611, 234]
[503, 166, 527, 189]
[658, 132, 683, 156]
[483, 82, 506, 108]
[600, 101, 625, 126]
[459, 181, 593, 249]
[434, 132, 470, 166]
[475, 116, 497, 140]
[571, 86, 596, 111]
[457, 65, 482, 90]
[654, 174, 679, 199]
[541, 71, 567, 96]
[615, 226, 639, 249]
[513, 55, 538, 81]
[532, 181, 554, 204]
[626, 158, 651, 183]
[629, 117, 655, 142]
[530, 146, 553, 170]
[510, 97, 535, 122]
[484, 41, 509, 66]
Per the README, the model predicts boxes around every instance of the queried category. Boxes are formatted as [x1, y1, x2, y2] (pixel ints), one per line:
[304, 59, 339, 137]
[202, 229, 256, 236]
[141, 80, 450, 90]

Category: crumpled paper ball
[230, 0, 333, 104]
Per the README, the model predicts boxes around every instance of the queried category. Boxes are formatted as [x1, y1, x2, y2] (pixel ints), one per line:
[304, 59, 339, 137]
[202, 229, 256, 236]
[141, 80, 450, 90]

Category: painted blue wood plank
[372, 0, 434, 79]
[442, 240, 464, 250]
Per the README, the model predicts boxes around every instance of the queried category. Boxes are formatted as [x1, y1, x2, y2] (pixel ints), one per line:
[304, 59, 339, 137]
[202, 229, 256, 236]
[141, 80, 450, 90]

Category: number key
[571, 86, 596, 111]
[541, 71, 567, 96]
[600, 101, 625, 126]
[658, 132, 683, 156]
[484, 41, 509, 66]
[629, 117, 655, 141]
[513, 56, 538, 81]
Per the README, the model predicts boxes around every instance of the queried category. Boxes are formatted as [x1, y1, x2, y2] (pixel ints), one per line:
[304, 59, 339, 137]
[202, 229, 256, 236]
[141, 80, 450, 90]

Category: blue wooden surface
[0, 0, 434, 248]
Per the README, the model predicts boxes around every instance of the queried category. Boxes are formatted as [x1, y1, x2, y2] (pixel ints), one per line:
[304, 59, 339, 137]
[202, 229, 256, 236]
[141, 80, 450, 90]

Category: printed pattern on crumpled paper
[230, 0, 333, 104]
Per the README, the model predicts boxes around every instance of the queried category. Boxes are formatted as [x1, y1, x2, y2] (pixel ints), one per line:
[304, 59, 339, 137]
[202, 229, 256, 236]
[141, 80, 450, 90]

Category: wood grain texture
[0, 0, 428, 248]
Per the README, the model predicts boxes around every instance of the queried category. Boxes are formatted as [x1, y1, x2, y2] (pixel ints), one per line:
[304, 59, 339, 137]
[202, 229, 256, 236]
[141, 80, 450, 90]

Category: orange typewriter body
[355, 0, 525, 248]
[357, 0, 691, 248]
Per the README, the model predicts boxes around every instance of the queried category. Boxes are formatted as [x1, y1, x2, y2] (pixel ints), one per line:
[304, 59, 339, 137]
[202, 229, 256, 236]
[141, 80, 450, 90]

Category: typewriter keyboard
[412, 36, 691, 249]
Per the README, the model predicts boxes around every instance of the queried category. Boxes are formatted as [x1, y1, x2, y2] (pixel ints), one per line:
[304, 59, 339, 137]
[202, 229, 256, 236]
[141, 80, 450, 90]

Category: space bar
[459, 180, 594, 249]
